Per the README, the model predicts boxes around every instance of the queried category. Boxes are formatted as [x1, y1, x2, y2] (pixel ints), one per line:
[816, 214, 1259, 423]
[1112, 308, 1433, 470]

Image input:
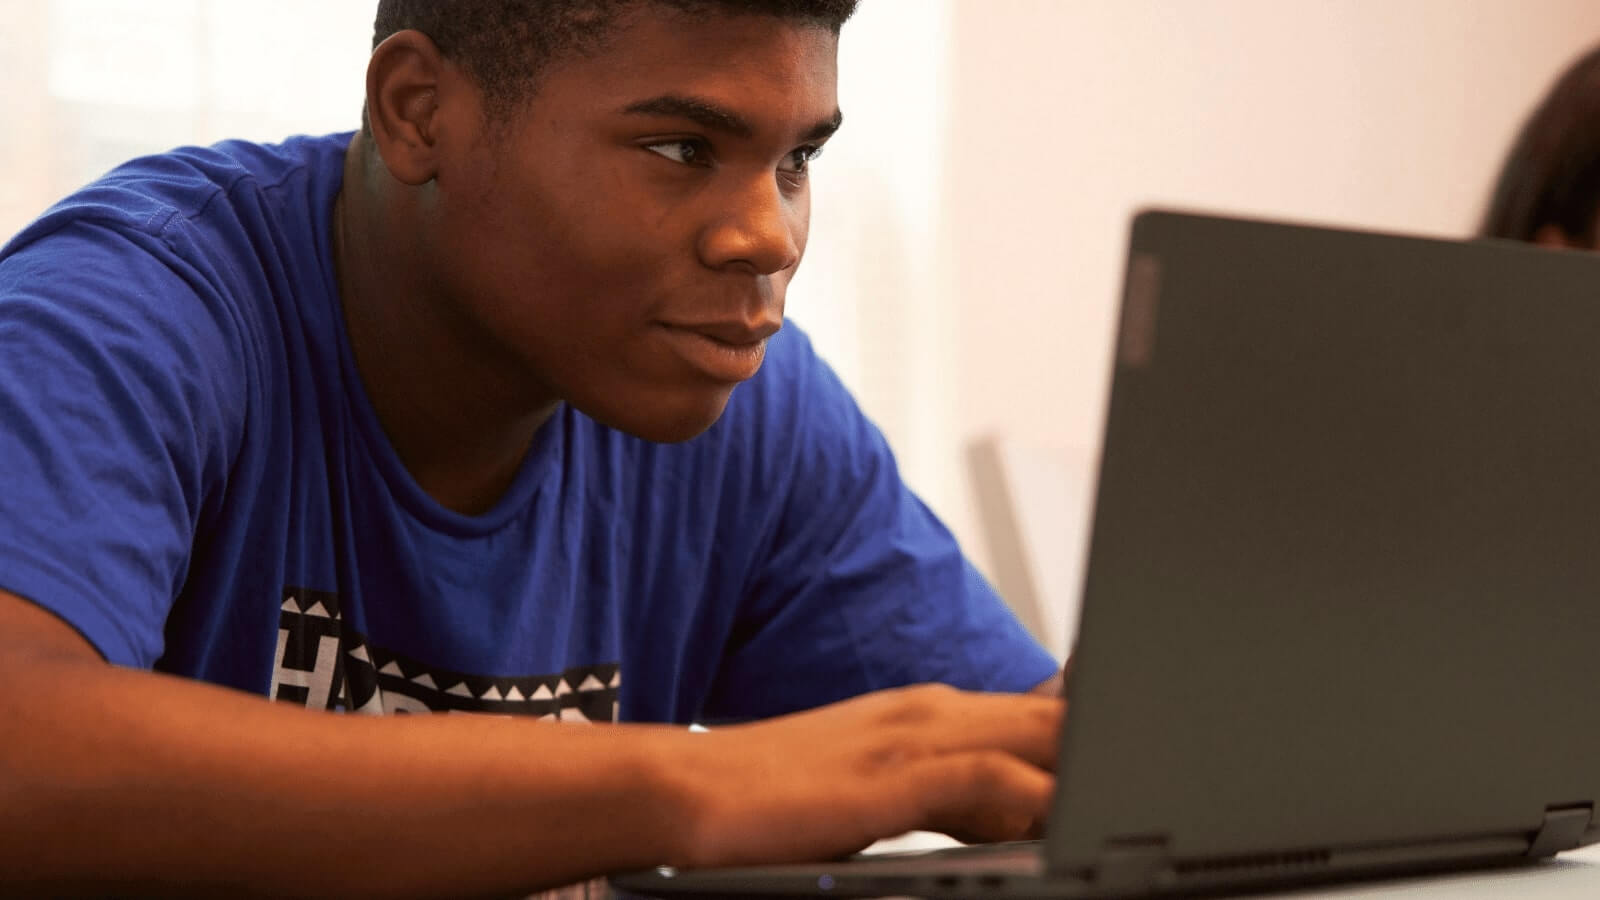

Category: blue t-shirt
[0, 133, 1055, 724]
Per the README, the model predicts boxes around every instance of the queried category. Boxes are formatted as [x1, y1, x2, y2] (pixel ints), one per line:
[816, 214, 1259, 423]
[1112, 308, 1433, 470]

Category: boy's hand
[668, 683, 1063, 868]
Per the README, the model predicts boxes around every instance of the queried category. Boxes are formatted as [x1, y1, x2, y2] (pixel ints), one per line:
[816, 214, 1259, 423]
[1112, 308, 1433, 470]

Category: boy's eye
[644, 139, 709, 166]
[782, 145, 824, 174]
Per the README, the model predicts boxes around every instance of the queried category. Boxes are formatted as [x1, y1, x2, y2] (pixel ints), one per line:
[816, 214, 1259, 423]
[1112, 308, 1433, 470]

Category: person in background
[1481, 43, 1600, 248]
[0, 1, 1064, 896]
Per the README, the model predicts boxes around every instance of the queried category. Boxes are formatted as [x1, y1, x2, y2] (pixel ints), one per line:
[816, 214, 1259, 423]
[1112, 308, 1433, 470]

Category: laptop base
[612, 827, 1591, 899]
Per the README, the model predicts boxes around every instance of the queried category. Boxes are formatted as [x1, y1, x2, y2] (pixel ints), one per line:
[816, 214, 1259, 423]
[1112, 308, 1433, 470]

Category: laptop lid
[1046, 210, 1600, 889]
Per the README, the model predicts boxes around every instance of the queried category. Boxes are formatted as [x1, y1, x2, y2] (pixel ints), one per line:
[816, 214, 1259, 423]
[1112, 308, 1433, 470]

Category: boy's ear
[1532, 223, 1586, 250]
[364, 30, 446, 186]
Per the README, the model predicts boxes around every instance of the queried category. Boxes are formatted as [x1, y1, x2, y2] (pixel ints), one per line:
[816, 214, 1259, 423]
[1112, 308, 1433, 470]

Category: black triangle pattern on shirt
[270, 586, 620, 720]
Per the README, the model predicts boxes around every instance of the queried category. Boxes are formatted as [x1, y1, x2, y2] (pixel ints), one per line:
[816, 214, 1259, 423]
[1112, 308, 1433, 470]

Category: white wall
[785, 0, 957, 509]
[808, 1, 1600, 596]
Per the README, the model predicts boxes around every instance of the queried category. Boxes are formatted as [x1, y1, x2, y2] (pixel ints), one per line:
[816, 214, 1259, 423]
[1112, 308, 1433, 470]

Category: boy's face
[426, 8, 841, 442]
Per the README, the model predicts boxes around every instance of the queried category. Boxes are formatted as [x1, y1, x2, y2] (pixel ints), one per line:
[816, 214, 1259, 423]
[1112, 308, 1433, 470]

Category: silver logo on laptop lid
[1118, 253, 1162, 368]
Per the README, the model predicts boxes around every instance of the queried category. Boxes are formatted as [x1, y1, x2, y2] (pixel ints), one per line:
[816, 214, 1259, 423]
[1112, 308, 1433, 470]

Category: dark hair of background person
[1480, 43, 1600, 245]
[369, 0, 859, 120]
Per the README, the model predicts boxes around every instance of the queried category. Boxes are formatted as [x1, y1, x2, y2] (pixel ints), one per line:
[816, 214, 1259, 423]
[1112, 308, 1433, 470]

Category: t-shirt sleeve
[700, 328, 1058, 720]
[0, 218, 241, 667]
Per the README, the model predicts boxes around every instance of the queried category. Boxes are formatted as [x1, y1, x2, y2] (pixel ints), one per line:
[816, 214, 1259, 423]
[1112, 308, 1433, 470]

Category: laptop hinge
[1527, 804, 1594, 858]
[1094, 835, 1175, 893]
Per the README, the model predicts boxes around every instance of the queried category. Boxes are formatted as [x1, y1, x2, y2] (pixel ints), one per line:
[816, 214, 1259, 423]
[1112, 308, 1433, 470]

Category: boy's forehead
[539, 9, 841, 125]
[561, 6, 837, 83]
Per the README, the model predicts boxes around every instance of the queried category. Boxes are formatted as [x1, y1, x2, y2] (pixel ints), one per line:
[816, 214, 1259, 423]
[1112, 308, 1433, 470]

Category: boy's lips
[655, 320, 778, 383]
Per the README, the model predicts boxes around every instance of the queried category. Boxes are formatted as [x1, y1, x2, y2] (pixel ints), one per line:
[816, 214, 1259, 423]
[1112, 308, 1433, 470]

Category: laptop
[612, 210, 1600, 898]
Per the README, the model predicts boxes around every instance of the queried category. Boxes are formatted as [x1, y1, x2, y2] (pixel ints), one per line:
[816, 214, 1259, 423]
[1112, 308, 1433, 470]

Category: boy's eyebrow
[621, 94, 844, 143]
[803, 108, 845, 143]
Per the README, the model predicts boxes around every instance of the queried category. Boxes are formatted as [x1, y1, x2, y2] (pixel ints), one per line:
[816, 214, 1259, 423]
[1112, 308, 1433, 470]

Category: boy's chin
[588, 386, 737, 444]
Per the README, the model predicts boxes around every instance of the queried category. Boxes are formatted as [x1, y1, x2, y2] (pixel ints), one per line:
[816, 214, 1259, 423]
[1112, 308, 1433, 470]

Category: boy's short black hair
[1481, 44, 1600, 243]
[371, 0, 858, 116]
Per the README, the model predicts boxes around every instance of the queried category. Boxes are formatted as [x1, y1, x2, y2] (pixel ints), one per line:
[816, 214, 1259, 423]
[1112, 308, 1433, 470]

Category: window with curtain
[0, 0, 373, 241]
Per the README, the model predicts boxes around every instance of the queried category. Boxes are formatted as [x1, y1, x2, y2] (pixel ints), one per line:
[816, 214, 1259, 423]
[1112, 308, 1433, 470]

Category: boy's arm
[1030, 667, 1067, 697]
[0, 589, 1061, 898]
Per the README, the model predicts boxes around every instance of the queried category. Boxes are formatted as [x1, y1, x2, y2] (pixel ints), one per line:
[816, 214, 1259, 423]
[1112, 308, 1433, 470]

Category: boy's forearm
[0, 650, 694, 898]
[0, 591, 1066, 896]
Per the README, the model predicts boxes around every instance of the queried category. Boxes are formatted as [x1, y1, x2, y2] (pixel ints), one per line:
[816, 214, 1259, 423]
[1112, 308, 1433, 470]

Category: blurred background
[4, 0, 1599, 635]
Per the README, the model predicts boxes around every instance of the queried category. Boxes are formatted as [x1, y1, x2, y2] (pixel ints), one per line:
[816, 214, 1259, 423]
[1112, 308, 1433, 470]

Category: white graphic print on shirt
[269, 588, 620, 721]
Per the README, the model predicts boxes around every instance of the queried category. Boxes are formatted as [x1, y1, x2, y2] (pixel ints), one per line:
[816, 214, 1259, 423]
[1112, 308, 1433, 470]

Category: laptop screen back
[1048, 211, 1600, 877]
